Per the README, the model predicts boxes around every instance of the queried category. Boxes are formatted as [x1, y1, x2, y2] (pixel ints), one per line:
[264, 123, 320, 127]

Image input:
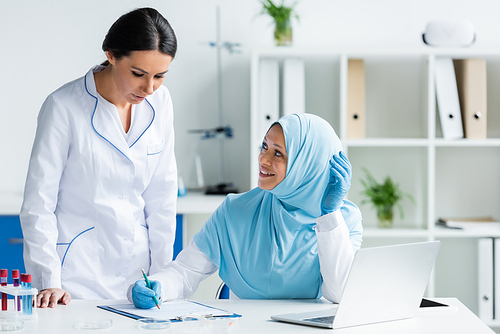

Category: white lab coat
[20, 66, 177, 299]
[139, 210, 359, 303]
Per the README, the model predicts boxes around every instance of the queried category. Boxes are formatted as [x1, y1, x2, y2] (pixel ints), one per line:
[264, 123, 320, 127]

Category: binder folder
[434, 57, 464, 140]
[454, 59, 487, 139]
[347, 59, 366, 138]
[258, 58, 280, 140]
[478, 238, 494, 321]
[495, 238, 500, 320]
[282, 58, 305, 116]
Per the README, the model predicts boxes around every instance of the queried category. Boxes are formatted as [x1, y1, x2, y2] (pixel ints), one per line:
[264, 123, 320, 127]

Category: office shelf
[434, 138, 500, 147]
[433, 226, 500, 238]
[250, 47, 500, 323]
[177, 192, 226, 215]
[363, 227, 500, 238]
[344, 138, 430, 147]
[362, 228, 429, 238]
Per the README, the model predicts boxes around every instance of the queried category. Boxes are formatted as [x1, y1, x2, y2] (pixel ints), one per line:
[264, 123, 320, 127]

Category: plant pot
[377, 205, 394, 228]
[274, 21, 292, 46]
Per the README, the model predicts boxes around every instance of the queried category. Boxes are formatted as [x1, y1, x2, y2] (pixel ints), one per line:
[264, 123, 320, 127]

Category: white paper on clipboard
[99, 300, 237, 321]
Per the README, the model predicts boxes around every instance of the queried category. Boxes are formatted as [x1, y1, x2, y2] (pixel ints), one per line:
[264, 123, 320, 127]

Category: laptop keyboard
[302, 315, 335, 324]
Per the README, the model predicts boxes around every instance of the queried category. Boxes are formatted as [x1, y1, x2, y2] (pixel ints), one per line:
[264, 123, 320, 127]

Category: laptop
[271, 241, 441, 329]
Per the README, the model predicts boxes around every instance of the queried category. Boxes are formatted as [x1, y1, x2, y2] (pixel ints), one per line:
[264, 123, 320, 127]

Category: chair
[215, 282, 231, 299]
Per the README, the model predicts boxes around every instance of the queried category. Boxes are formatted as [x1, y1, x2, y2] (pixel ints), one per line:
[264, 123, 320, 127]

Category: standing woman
[20, 8, 178, 307]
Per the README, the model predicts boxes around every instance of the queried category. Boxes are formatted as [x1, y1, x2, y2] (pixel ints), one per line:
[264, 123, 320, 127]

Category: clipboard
[98, 300, 241, 322]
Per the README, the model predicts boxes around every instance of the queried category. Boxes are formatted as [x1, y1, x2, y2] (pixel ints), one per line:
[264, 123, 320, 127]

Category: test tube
[25, 274, 32, 315]
[21, 274, 26, 313]
[12, 270, 20, 311]
[1, 269, 7, 311]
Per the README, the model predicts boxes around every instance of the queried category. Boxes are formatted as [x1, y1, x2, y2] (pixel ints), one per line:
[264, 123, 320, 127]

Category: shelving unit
[251, 47, 500, 321]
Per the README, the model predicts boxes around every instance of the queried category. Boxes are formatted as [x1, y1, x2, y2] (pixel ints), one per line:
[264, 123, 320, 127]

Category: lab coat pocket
[146, 140, 165, 180]
[56, 227, 95, 281]
[147, 141, 164, 156]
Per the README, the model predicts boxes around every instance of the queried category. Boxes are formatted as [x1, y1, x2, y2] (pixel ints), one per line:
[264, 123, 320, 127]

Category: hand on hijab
[132, 280, 162, 309]
[321, 151, 352, 215]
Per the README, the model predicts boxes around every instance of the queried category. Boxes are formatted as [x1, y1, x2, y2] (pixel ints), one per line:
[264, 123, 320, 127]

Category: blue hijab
[193, 113, 362, 299]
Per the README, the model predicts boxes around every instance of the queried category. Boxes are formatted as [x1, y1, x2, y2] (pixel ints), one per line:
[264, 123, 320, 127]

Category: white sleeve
[142, 92, 177, 275]
[315, 210, 355, 303]
[127, 239, 218, 302]
[20, 95, 70, 290]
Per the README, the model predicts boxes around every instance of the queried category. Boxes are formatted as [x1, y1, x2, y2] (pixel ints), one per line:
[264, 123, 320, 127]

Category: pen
[141, 269, 160, 309]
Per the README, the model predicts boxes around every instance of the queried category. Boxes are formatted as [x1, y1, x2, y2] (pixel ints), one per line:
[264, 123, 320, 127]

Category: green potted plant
[360, 167, 415, 228]
[259, 0, 299, 46]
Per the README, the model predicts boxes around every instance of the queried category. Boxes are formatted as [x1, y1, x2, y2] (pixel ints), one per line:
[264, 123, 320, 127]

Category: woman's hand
[37, 288, 71, 308]
[321, 151, 352, 215]
[132, 280, 162, 309]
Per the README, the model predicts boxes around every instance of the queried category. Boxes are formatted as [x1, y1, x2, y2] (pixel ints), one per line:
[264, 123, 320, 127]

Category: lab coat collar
[84, 67, 155, 162]
[128, 99, 155, 149]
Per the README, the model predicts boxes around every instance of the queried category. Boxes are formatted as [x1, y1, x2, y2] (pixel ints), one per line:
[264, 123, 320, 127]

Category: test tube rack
[0, 285, 38, 320]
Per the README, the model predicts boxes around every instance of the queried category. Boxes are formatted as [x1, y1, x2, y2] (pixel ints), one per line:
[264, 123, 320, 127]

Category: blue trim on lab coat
[84, 77, 132, 163]
[129, 98, 155, 149]
[58, 227, 95, 266]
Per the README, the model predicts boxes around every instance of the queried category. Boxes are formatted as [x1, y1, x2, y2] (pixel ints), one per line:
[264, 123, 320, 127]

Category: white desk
[11, 298, 494, 333]
[176, 192, 226, 214]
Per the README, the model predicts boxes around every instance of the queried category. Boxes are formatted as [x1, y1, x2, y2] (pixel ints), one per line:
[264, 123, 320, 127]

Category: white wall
[2, 0, 500, 313]
[2, 0, 500, 196]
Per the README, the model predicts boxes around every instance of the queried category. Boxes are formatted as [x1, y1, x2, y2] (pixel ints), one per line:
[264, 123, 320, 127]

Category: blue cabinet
[0, 216, 25, 284]
[174, 214, 183, 260]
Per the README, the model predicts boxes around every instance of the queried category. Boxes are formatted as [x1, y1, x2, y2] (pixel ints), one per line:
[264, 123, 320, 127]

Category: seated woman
[130, 113, 363, 308]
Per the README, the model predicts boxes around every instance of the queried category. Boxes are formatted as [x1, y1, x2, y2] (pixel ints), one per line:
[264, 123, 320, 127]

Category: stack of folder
[258, 56, 488, 142]
[478, 237, 500, 322]
[435, 56, 487, 140]
[257, 57, 306, 142]
[347, 59, 366, 139]
[454, 58, 487, 139]
[437, 216, 500, 230]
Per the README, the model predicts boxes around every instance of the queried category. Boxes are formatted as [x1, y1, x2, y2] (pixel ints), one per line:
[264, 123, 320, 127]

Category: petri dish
[136, 318, 171, 330]
[0, 320, 24, 332]
[181, 315, 239, 334]
[73, 318, 113, 330]
[206, 317, 240, 333]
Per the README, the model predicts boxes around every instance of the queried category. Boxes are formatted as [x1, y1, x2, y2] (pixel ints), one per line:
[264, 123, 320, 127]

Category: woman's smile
[258, 124, 287, 190]
[259, 168, 276, 177]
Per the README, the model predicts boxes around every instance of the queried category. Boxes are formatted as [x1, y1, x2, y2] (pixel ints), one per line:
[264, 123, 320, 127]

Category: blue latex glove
[321, 151, 352, 215]
[132, 280, 162, 309]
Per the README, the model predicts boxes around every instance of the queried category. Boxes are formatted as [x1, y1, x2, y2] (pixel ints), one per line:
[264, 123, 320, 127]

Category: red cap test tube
[1, 269, 7, 311]
[21, 274, 26, 312]
[25, 274, 32, 315]
[12, 270, 20, 311]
